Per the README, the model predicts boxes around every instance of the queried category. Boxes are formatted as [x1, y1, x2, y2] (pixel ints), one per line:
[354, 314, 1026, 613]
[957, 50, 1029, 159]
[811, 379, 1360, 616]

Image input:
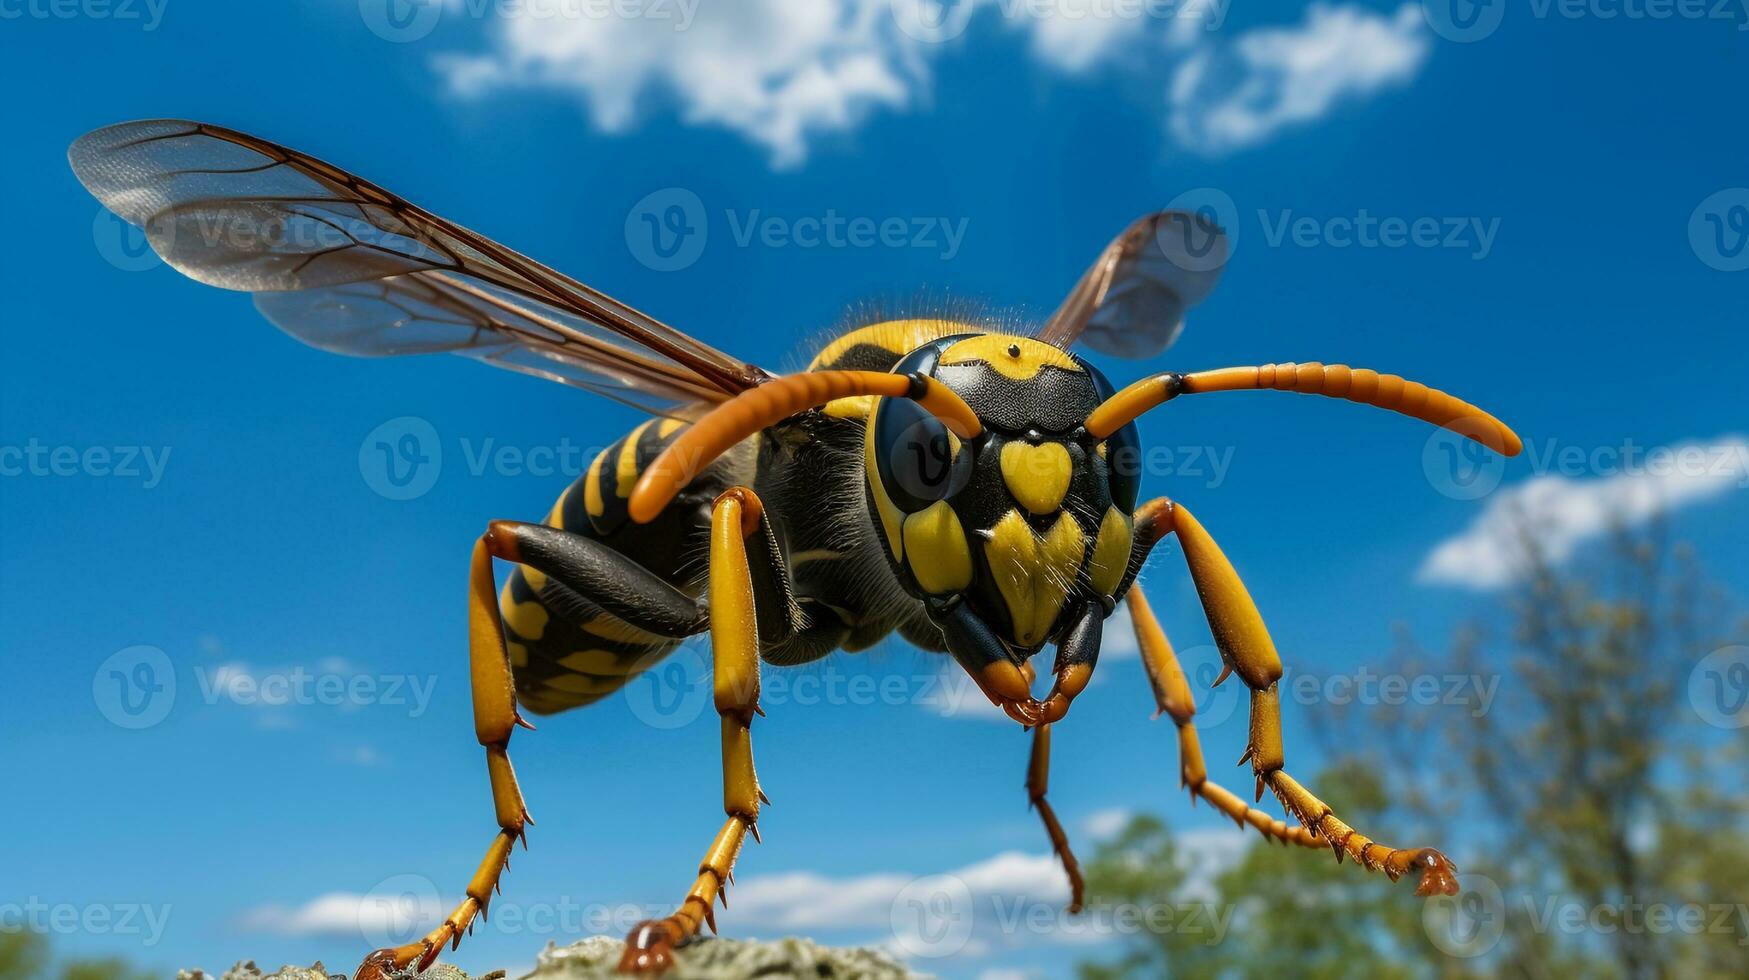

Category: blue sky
[2, 2, 1747, 978]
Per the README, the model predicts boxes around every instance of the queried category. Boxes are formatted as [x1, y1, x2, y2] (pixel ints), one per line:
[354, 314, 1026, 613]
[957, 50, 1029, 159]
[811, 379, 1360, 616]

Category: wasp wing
[69, 119, 768, 415]
[1036, 210, 1229, 360]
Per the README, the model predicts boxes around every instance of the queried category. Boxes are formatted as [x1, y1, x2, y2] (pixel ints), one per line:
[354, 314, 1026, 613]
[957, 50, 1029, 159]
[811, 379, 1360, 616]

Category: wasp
[71, 120, 1522, 977]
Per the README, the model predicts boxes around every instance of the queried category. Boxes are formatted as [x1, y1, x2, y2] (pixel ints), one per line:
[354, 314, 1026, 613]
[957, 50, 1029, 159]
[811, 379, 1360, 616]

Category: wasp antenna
[1086, 363, 1521, 457]
[629, 370, 981, 523]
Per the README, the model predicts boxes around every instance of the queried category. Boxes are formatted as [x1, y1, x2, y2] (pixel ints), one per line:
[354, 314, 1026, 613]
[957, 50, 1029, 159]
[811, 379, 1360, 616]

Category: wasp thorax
[863, 333, 1143, 651]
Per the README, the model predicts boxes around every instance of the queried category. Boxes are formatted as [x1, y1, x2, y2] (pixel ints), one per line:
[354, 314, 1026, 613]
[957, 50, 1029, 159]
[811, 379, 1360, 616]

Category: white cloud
[725, 851, 1069, 964]
[1101, 603, 1139, 660]
[731, 850, 1068, 944]
[1005, 1, 1150, 72]
[1419, 437, 1749, 590]
[732, 835, 1248, 956]
[437, 0, 915, 169]
[1083, 806, 1133, 839]
[1169, 2, 1429, 153]
[338, 744, 387, 766]
[435, 1, 1426, 167]
[238, 890, 440, 937]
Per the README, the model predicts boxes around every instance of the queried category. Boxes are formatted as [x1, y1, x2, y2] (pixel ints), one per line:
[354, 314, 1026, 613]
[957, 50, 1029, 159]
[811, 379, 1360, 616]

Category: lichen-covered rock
[527, 935, 922, 978]
[176, 962, 474, 980]
[177, 937, 921, 980]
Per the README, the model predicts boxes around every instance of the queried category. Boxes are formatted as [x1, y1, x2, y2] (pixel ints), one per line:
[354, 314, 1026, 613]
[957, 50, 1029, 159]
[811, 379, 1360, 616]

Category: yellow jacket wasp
[70, 120, 1522, 977]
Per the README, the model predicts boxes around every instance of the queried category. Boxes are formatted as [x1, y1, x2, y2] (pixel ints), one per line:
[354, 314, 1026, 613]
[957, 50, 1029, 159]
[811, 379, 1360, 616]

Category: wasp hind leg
[619, 488, 773, 974]
[354, 521, 712, 980]
[1130, 497, 1459, 896]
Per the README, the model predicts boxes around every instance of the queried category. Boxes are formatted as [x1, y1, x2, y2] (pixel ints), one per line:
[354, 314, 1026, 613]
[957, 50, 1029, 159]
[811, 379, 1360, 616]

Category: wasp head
[864, 333, 1142, 655]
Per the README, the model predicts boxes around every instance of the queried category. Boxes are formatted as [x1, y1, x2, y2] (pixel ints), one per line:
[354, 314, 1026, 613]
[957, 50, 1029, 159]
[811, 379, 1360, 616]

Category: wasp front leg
[1025, 724, 1086, 913]
[1130, 498, 1459, 896]
[619, 488, 774, 974]
[1126, 587, 1322, 849]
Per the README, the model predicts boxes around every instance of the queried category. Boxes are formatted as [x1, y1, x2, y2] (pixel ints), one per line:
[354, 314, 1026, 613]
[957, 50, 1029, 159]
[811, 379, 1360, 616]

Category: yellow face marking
[1033, 513, 1087, 644]
[999, 441, 1073, 515]
[983, 510, 1088, 647]
[939, 335, 1082, 382]
[584, 445, 608, 517]
[615, 419, 655, 499]
[863, 400, 907, 559]
[902, 500, 973, 594]
[501, 594, 550, 641]
[1088, 506, 1134, 597]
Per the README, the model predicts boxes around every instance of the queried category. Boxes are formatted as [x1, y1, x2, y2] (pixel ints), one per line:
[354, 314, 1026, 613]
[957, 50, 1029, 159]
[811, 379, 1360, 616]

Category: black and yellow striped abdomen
[501, 417, 726, 716]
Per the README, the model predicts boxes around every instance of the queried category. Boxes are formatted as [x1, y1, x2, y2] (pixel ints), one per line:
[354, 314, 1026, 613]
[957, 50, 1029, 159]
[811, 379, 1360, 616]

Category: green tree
[0, 930, 156, 980]
[1079, 525, 1749, 979]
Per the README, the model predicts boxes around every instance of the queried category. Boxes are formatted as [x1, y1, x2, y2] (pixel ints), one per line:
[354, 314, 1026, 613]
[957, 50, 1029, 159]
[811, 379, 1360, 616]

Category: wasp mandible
[70, 120, 1522, 977]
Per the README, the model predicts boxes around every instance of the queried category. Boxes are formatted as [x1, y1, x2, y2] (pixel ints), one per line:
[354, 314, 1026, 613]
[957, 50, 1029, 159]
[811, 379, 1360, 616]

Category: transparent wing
[1037, 210, 1229, 360]
[69, 119, 769, 414]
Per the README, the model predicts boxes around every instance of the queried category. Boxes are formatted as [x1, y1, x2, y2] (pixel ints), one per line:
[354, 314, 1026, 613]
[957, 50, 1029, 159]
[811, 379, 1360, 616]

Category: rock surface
[179, 936, 923, 979]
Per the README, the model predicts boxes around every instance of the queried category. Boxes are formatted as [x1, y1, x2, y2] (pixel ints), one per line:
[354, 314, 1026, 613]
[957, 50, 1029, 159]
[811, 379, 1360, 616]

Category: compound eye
[1103, 419, 1142, 513]
[873, 396, 974, 511]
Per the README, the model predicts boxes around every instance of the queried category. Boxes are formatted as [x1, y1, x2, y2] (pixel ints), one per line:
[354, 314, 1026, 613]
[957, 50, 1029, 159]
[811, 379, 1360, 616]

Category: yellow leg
[1135, 498, 1459, 896]
[1128, 588, 1322, 849]
[1026, 724, 1085, 913]
[619, 488, 768, 974]
[356, 526, 535, 980]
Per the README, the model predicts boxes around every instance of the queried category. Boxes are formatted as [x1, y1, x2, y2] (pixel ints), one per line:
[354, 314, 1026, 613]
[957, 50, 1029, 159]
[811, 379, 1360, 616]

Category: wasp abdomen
[501, 417, 731, 716]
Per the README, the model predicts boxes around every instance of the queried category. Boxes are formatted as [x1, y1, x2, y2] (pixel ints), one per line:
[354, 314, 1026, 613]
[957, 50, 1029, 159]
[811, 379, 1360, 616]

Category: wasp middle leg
[619, 487, 790, 974]
[1131, 497, 1460, 896]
